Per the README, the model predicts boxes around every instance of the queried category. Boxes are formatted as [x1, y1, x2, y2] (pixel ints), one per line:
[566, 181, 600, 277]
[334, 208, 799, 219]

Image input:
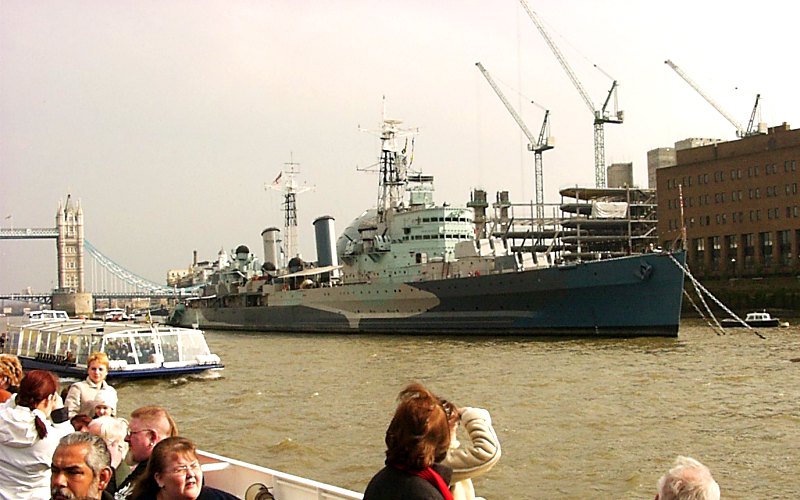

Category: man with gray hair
[51, 433, 114, 500]
[656, 455, 720, 500]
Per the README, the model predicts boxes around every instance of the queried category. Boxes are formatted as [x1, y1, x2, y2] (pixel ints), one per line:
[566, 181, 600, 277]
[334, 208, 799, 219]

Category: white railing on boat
[198, 449, 363, 500]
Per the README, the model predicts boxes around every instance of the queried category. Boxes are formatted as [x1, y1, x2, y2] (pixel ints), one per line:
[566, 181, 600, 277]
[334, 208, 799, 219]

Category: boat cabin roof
[26, 310, 69, 320]
[745, 312, 772, 321]
[7, 319, 215, 369]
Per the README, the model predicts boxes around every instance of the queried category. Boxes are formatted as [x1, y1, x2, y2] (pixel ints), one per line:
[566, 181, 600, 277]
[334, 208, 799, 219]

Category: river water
[108, 320, 800, 499]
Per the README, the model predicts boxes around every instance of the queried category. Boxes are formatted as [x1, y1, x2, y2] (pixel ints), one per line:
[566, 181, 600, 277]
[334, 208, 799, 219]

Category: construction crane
[745, 94, 765, 136]
[665, 59, 764, 138]
[518, 0, 622, 188]
[475, 62, 553, 221]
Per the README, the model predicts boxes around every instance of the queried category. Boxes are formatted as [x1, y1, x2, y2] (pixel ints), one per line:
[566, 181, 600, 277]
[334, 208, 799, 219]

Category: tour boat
[3, 318, 223, 379]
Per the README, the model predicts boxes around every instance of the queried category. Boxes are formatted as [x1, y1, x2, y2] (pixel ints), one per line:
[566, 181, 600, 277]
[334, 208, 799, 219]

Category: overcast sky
[2, 0, 799, 293]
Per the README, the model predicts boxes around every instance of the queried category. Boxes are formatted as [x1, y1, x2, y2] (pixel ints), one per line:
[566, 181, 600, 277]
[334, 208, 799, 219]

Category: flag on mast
[272, 172, 282, 186]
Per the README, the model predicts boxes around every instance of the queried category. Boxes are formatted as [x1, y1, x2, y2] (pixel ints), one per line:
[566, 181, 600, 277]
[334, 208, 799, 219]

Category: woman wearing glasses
[128, 437, 239, 500]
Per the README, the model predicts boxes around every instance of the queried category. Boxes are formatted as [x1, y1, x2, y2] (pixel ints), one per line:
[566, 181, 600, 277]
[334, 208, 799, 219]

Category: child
[91, 390, 117, 418]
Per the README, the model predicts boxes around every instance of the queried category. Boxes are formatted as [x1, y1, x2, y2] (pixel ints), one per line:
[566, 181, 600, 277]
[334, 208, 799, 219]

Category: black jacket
[363, 463, 453, 500]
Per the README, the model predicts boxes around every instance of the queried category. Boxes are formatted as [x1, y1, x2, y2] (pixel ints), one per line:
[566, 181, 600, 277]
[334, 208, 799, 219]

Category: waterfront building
[656, 123, 800, 278]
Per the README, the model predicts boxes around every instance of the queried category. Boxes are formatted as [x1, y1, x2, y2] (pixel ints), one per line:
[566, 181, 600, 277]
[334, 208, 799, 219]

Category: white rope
[669, 253, 766, 339]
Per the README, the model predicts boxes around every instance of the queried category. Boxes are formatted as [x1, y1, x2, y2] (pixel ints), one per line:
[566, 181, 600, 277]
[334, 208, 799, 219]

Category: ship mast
[266, 158, 311, 263]
[375, 104, 418, 221]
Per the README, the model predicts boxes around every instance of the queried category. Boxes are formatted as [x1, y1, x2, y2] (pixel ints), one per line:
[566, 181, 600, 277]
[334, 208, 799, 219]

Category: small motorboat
[721, 311, 789, 328]
[4, 318, 223, 379]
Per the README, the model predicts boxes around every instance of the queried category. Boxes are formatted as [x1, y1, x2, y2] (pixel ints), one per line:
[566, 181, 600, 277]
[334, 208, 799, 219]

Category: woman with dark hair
[129, 436, 239, 500]
[363, 382, 454, 500]
[0, 369, 73, 499]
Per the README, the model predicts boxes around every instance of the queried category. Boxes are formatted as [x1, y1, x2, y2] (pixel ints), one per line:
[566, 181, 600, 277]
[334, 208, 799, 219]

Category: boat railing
[197, 449, 363, 500]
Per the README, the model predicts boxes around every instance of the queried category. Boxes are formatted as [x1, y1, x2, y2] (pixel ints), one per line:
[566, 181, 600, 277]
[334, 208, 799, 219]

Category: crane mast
[533, 110, 554, 222]
[475, 62, 552, 223]
[664, 59, 747, 137]
[746, 94, 762, 136]
[518, 0, 622, 188]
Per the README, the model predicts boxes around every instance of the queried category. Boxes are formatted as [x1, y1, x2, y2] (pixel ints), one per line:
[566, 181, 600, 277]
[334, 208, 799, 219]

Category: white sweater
[443, 407, 502, 500]
[0, 399, 74, 500]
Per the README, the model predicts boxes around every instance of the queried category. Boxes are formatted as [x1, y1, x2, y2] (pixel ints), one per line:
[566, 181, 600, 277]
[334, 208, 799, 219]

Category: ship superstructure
[170, 116, 685, 337]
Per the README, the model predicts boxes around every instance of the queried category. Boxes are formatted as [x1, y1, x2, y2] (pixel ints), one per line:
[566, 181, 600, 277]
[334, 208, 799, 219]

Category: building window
[760, 232, 773, 266]
[711, 236, 721, 269]
[778, 230, 792, 265]
[726, 235, 737, 271]
[743, 234, 754, 267]
[694, 238, 705, 268]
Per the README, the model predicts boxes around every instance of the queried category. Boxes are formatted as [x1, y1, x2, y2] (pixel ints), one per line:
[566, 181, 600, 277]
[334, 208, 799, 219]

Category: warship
[169, 117, 685, 337]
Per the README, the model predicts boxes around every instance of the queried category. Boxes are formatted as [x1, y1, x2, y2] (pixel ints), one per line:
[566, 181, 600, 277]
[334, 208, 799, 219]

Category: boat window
[76, 336, 102, 366]
[132, 336, 159, 364]
[105, 337, 133, 363]
[160, 335, 181, 362]
[44, 331, 58, 355]
[180, 332, 211, 360]
[60, 334, 82, 362]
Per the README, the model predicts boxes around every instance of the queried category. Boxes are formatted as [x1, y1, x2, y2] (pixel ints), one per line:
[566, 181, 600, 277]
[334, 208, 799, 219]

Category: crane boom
[518, 0, 622, 187]
[517, 0, 594, 114]
[475, 62, 538, 149]
[475, 62, 553, 224]
[664, 59, 745, 136]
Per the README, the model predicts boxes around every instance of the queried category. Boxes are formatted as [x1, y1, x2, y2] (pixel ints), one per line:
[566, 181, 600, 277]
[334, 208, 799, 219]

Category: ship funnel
[313, 216, 339, 278]
[261, 227, 282, 271]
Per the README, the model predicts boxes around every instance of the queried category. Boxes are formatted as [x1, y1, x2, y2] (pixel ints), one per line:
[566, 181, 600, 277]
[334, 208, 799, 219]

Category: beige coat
[65, 378, 116, 418]
[443, 407, 501, 500]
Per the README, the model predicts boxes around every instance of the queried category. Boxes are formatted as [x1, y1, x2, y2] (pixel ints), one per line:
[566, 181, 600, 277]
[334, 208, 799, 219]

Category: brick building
[656, 123, 800, 278]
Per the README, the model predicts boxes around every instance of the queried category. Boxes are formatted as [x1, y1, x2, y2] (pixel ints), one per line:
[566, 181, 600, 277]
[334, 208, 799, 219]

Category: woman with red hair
[364, 382, 454, 500]
[0, 370, 74, 499]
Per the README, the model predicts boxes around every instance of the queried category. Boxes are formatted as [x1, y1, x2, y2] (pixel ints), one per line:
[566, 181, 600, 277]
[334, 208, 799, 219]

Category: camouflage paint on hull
[172, 251, 685, 337]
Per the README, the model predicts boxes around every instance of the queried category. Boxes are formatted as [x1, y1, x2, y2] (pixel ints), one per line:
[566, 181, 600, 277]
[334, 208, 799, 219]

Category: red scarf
[396, 465, 454, 500]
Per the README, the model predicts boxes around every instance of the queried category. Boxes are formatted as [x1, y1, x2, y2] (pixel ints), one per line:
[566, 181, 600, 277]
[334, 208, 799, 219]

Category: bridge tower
[52, 194, 92, 316]
[56, 194, 85, 291]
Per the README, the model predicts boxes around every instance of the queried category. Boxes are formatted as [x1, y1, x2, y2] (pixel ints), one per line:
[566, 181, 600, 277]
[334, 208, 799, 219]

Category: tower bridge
[0, 195, 191, 315]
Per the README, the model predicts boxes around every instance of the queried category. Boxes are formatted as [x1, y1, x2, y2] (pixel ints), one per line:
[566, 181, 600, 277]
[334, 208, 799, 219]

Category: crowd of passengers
[103, 340, 181, 364]
[0, 351, 720, 500]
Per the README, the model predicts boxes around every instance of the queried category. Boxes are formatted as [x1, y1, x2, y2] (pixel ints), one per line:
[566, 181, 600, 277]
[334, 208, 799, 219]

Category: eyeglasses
[166, 461, 201, 475]
[126, 428, 153, 438]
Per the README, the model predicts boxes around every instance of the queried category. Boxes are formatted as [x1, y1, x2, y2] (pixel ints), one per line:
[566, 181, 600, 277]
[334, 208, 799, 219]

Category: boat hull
[17, 357, 223, 380]
[172, 251, 685, 337]
[721, 319, 781, 328]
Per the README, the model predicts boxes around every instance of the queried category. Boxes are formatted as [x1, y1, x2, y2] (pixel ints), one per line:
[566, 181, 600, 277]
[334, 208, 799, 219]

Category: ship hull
[171, 251, 685, 337]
